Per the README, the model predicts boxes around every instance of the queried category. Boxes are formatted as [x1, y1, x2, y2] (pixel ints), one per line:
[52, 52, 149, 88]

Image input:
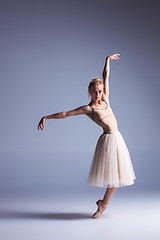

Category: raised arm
[38, 105, 90, 131]
[102, 54, 120, 97]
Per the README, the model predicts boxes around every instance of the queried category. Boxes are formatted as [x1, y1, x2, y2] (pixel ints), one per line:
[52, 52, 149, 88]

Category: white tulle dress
[87, 98, 136, 188]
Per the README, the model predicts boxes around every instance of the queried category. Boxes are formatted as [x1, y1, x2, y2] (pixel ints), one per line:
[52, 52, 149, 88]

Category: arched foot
[92, 199, 107, 218]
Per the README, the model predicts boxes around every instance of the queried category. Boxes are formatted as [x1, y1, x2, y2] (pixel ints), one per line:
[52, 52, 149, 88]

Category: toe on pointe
[92, 212, 99, 218]
[92, 209, 101, 219]
[92, 201, 107, 219]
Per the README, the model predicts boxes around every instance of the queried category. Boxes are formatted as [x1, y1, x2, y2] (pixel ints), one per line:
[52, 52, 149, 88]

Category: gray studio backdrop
[0, 0, 160, 195]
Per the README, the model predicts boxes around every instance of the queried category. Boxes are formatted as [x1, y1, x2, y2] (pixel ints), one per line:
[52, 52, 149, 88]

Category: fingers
[108, 53, 120, 60]
[112, 53, 120, 60]
[112, 53, 120, 56]
[39, 124, 44, 130]
[42, 119, 45, 128]
[38, 120, 45, 131]
[114, 54, 120, 58]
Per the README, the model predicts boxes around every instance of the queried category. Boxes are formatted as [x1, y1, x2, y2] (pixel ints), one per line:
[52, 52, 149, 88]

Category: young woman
[38, 54, 136, 218]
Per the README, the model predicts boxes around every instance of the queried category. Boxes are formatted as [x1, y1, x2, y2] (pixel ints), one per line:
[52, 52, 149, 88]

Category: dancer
[38, 54, 136, 218]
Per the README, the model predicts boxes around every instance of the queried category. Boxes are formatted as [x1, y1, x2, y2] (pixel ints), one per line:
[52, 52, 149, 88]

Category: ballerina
[38, 53, 136, 218]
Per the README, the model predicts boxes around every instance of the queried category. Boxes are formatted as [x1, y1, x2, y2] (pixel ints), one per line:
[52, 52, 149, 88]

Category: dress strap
[88, 104, 94, 121]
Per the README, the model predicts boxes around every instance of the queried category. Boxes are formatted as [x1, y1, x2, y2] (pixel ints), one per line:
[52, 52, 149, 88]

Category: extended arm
[38, 105, 90, 131]
[102, 54, 120, 97]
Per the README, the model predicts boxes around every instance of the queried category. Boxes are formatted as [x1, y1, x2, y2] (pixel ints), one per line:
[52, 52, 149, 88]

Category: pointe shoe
[92, 200, 107, 219]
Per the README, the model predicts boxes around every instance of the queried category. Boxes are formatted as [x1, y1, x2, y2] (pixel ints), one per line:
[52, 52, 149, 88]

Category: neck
[91, 99, 102, 105]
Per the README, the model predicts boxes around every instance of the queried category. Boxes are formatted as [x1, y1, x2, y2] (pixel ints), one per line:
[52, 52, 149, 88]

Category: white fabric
[87, 129, 136, 188]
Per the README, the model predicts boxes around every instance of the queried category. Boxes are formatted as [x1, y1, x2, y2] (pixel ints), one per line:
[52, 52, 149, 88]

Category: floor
[0, 191, 160, 240]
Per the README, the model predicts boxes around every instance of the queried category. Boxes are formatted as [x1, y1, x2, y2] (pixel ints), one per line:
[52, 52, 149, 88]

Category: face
[89, 84, 103, 102]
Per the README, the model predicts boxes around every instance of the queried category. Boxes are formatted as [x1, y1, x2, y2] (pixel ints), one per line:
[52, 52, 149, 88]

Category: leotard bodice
[88, 99, 118, 133]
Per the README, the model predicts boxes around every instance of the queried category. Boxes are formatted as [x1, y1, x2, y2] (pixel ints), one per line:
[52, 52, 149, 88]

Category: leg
[92, 186, 116, 218]
[103, 186, 116, 206]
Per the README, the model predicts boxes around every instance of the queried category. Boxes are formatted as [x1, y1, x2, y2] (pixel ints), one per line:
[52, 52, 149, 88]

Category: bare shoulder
[83, 104, 93, 119]
[65, 104, 92, 118]
[71, 104, 91, 112]
[78, 104, 92, 114]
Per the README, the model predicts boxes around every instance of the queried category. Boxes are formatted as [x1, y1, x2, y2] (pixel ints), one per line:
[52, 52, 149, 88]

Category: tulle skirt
[87, 129, 136, 188]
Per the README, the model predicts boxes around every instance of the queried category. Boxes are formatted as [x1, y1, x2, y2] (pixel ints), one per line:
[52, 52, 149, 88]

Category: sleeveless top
[88, 100, 110, 122]
[88, 99, 118, 133]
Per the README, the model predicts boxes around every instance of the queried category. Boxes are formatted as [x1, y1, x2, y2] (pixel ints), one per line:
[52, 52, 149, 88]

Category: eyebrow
[92, 90, 102, 92]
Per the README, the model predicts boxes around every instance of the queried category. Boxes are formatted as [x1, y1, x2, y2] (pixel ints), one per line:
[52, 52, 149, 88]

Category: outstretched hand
[38, 117, 46, 131]
[108, 54, 120, 60]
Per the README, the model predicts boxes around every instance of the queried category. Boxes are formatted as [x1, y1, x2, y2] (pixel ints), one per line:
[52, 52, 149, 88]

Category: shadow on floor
[0, 210, 92, 220]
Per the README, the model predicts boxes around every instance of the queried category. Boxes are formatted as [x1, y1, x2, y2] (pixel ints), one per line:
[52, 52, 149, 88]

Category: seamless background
[0, 0, 160, 195]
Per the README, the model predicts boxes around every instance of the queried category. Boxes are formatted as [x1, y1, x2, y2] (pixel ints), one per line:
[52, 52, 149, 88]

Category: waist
[103, 129, 119, 134]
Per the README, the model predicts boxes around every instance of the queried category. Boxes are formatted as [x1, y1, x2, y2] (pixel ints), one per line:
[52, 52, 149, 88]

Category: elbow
[56, 112, 66, 119]
[61, 112, 66, 118]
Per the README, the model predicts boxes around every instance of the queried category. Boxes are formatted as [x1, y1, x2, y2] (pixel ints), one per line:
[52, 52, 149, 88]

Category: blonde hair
[88, 78, 104, 99]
